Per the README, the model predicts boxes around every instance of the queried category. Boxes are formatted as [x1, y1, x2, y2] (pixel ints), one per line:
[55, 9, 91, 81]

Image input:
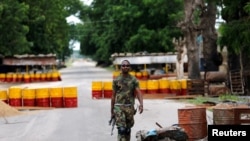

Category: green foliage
[243, 2, 250, 14]
[0, 0, 83, 61]
[185, 96, 208, 105]
[3, 0, 250, 66]
[184, 94, 248, 106]
[23, 0, 71, 57]
[218, 93, 239, 102]
[219, 0, 250, 56]
[78, 0, 183, 63]
[0, 0, 30, 55]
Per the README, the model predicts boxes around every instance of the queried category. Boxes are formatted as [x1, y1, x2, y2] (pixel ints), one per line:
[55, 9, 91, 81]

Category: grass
[218, 93, 239, 102]
[182, 93, 249, 105]
[184, 95, 210, 105]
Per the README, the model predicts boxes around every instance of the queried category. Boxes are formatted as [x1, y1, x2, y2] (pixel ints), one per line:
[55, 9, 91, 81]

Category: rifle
[109, 116, 116, 136]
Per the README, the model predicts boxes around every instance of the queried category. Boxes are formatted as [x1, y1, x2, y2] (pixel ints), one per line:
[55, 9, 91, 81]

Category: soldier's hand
[139, 105, 143, 114]
[111, 109, 114, 118]
[111, 112, 115, 118]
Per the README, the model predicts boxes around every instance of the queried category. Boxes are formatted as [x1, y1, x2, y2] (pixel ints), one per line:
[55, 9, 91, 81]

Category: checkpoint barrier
[40, 73, 46, 81]
[158, 78, 170, 94]
[50, 87, 63, 108]
[35, 73, 41, 81]
[90, 78, 190, 99]
[92, 81, 103, 99]
[46, 72, 52, 81]
[22, 88, 36, 106]
[63, 86, 78, 108]
[51, 71, 61, 81]
[17, 73, 23, 82]
[30, 73, 35, 82]
[36, 88, 50, 107]
[0, 73, 5, 82]
[139, 80, 147, 94]
[2, 85, 78, 108]
[169, 79, 181, 95]
[103, 81, 112, 98]
[6, 73, 13, 82]
[12, 73, 17, 82]
[23, 73, 31, 83]
[112, 71, 120, 79]
[0, 89, 8, 104]
[0, 71, 61, 83]
[141, 71, 149, 80]
[147, 80, 159, 94]
[135, 72, 142, 80]
[8, 86, 22, 106]
[129, 71, 136, 77]
[179, 79, 187, 95]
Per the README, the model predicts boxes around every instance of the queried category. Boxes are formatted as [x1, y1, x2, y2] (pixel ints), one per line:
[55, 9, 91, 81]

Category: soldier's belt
[114, 103, 132, 106]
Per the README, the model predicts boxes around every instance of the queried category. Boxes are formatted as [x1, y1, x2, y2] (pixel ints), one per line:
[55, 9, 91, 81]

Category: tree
[20, 0, 84, 61]
[219, 0, 250, 71]
[0, 0, 84, 61]
[178, 0, 219, 79]
[219, 0, 250, 94]
[0, 0, 30, 56]
[173, 37, 187, 79]
[79, 0, 183, 63]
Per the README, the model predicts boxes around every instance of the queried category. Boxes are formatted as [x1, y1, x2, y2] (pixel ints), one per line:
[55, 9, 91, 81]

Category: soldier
[111, 60, 143, 141]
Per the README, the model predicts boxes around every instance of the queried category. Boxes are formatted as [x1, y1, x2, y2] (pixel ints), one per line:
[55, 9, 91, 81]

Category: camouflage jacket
[112, 74, 139, 105]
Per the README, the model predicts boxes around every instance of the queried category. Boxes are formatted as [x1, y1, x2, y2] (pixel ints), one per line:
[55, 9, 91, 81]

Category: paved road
[0, 59, 212, 141]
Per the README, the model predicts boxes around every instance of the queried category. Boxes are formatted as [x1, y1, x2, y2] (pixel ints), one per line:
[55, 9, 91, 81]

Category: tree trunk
[178, 0, 202, 79]
[186, 29, 200, 79]
[173, 37, 187, 79]
[178, 0, 218, 79]
[200, 2, 218, 72]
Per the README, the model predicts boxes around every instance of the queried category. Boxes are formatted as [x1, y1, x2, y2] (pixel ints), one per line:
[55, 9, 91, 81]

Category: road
[0, 59, 212, 141]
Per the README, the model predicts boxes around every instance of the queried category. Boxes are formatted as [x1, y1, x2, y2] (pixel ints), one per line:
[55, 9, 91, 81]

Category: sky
[66, 0, 93, 24]
[67, 0, 93, 50]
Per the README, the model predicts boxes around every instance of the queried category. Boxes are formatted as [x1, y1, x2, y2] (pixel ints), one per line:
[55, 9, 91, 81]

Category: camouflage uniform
[113, 73, 139, 141]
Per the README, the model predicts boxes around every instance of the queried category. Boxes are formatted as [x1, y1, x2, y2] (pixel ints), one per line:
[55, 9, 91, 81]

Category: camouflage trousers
[114, 105, 136, 141]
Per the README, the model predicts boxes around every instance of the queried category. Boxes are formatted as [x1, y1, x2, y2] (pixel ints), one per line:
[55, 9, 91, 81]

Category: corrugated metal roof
[111, 52, 188, 64]
[3, 54, 57, 65]
[13, 53, 56, 58]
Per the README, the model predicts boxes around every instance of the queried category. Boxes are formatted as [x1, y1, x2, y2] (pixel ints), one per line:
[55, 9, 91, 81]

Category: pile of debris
[0, 101, 22, 117]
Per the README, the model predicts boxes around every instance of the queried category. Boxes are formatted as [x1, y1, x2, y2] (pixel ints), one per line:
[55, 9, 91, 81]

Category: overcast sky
[67, 0, 93, 50]
[66, 0, 93, 24]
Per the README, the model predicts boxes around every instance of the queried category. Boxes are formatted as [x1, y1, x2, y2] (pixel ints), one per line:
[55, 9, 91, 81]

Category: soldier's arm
[111, 80, 116, 116]
[135, 87, 143, 114]
[111, 91, 116, 116]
